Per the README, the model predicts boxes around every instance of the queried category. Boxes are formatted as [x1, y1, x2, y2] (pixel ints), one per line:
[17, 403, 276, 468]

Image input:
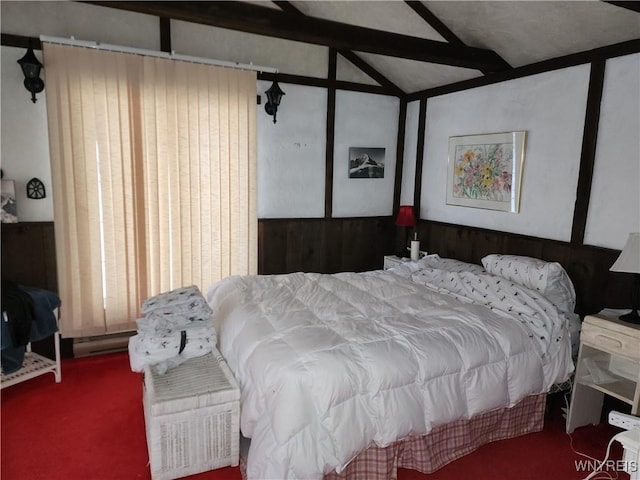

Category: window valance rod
[39, 35, 278, 73]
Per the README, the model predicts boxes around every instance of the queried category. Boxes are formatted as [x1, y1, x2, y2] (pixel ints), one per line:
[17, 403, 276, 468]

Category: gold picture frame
[446, 131, 526, 213]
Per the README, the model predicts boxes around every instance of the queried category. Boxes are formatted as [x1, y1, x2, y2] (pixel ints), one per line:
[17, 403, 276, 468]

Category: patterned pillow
[417, 254, 486, 275]
[481, 254, 576, 313]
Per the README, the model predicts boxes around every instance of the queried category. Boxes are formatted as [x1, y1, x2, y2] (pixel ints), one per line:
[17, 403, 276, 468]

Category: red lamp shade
[395, 205, 416, 227]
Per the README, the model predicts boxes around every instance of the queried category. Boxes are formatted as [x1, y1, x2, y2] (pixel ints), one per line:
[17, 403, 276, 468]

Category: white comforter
[206, 267, 574, 479]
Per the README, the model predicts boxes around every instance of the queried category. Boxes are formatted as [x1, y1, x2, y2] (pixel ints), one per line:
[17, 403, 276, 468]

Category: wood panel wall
[258, 217, 395, 275]
[1, 221, 73, 358]
[1, 222, 57, 292]
[417, 219, 629, 317]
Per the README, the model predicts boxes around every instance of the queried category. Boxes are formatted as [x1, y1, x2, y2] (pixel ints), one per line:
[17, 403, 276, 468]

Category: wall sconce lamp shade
[395, 205, 417, 227]
[264, 81, 285, 124]
[17, 44, 44, 103]
[610, 232, 640, 324]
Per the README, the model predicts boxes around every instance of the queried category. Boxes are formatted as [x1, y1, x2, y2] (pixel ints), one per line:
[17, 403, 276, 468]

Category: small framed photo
[446, 131, 526, 213]
[1, 180, 18, 223]
[349, 147, 385, 179]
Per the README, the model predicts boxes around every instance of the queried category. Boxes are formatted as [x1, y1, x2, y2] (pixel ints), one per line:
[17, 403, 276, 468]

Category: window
[44, 43, 257, 337]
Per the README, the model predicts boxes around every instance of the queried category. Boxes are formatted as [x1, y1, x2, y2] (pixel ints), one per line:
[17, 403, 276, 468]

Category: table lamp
[395, 205, 416, 258]
[610, 232, 640, 324]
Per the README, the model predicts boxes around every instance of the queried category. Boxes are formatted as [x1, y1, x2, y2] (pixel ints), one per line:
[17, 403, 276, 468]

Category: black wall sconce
[17, 41, 44, 103]
[264, 80, 285, 124]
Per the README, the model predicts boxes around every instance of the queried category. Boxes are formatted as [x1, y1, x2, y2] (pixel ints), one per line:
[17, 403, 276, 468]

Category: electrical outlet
[609, 411, 640, 430]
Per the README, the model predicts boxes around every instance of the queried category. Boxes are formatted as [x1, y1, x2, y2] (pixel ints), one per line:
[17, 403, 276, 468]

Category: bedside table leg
[567, 383, 604, 433]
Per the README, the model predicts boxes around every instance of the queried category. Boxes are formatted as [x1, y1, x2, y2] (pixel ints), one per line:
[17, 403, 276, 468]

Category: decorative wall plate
[26, 177, 46, 199]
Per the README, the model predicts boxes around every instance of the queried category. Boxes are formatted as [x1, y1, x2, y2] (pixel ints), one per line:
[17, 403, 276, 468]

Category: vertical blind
[43, 43, 257, 337]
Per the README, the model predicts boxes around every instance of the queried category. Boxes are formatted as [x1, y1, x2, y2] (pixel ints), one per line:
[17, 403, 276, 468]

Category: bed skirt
[240, 393, 546, 479]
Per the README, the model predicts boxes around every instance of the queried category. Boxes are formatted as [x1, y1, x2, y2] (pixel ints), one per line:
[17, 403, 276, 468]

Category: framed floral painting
[446, 131, 526, 213]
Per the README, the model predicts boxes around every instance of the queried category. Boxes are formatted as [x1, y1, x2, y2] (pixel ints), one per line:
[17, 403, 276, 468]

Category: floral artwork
[452, 143, 513, 202]
[447, 132, 526, 212]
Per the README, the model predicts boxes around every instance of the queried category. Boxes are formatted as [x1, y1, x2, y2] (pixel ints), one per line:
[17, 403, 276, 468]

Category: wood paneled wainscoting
[258, 216, 396, 275]
[1, 222, 58, 292]
[417, 220, 630, 318]
[3, 219, 630, 361]
[1, 222, 73, 358]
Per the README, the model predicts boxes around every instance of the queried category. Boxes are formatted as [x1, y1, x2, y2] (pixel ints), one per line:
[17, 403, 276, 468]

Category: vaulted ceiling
[89, 1, 640, 95]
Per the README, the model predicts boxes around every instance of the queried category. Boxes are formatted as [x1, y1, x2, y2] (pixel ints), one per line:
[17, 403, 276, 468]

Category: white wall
[257, 81, 327, 218]
[332, 91, 399, 217]
[1, 45, 53, 221]
[584, 53, 640, 250]
[412, 56, 639, 250]
[258, 88, 401, 219]
[421, 65, 591, 242]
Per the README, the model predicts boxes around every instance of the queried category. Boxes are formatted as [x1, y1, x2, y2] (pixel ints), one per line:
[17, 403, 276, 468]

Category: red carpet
[1, 352, 628, 480]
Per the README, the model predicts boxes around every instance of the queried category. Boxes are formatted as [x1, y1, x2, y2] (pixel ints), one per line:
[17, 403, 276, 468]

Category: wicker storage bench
[143, 350, 240, 480]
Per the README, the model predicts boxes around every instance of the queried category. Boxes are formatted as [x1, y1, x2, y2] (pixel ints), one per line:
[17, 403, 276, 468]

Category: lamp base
[619, 309, 640, 325]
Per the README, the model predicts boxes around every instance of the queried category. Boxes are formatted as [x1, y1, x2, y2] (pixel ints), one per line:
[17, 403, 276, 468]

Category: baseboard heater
[73, 332, 133, 358]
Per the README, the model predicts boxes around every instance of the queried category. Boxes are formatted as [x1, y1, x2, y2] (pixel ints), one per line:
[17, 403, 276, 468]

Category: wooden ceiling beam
[1, 33, 42, 50]
[274, 0, 404, 96]
[404, 1, 511, 75]
[404, 1, 465, 47]
[603, 1, 640, 13]
[272, 1, 301, 15]
[407, 38, 640, 101]
[336, 50, 404, 97]
[85, 1, 512, 72]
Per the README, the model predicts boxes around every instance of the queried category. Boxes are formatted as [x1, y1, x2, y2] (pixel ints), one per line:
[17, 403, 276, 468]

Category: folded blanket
[141, 285, 212, 317]
[132, 285, 216, 374]
[136, 313, 213, 335]
[128, 325, 216, 374]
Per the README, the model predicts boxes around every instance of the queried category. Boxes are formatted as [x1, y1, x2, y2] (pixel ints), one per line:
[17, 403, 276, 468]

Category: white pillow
[417, 254, 486, 275]
[481, 254, 576, 313]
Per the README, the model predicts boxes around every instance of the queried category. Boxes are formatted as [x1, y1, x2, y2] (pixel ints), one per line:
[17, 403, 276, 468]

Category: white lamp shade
[611, 233, 640, 274]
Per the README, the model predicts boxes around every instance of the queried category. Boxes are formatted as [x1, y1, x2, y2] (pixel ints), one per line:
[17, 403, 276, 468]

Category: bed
[205, 254, 577, 479]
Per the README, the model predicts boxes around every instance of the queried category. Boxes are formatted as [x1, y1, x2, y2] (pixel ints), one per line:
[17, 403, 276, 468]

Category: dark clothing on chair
[1, 280, 60, 374]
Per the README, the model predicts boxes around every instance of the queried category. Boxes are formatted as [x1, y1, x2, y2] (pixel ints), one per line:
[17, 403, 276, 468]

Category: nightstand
[383, 255, 408, 270]
[566, 312, 640, 433]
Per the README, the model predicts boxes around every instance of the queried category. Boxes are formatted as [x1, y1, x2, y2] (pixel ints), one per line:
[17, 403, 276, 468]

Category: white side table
[566, 312, 640, 433]
[383, 255, 409, 270]
[615, 428, 640, 480]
